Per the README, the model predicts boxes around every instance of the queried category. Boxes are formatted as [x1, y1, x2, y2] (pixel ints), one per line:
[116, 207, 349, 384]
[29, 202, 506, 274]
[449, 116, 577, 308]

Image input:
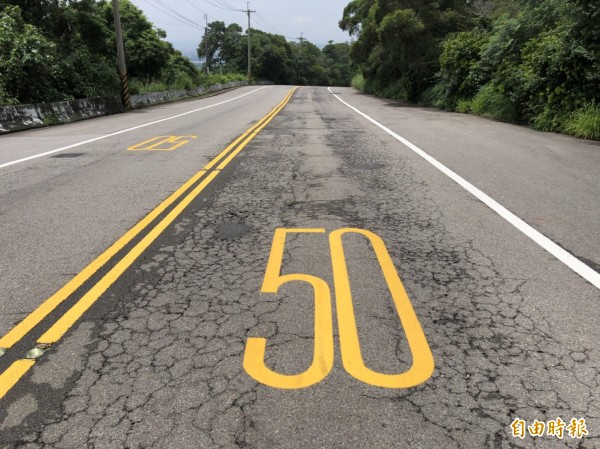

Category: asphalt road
[0, 85, 599, 448]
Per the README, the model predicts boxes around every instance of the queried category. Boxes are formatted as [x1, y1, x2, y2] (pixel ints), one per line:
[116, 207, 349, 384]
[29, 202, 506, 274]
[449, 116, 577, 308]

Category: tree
[0, 5, 61, 103]
[197, 21, 245, 73]
[340, 0, 474, 100]
[322, 41, 353, 86]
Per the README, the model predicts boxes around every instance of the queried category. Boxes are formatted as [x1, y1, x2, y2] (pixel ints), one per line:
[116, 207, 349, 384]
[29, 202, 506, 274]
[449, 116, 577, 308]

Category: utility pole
[204, 14, 210, 75]
[294, 32, 305, 83]
[111, 0, 131, 110]
[297, 32, 305, 59]
[242, 2, 256, 79]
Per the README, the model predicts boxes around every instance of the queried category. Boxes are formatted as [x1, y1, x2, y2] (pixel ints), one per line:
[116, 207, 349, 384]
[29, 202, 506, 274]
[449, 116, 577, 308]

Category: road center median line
[0, 87, 298, 399]
[37, 87, 296, 345]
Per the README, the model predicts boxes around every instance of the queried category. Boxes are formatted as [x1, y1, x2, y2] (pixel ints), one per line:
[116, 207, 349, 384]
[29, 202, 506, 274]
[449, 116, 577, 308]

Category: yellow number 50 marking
[243, 228, 434, 390]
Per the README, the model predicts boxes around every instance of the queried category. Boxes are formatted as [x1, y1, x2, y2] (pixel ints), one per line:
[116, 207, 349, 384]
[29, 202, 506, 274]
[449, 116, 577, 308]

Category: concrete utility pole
[242, 2, 256, 78]
[204, 14, 210, 75]
[111, 0, 131, 110]
[295, 33, 305, 82]
[297, 32, 305, 59]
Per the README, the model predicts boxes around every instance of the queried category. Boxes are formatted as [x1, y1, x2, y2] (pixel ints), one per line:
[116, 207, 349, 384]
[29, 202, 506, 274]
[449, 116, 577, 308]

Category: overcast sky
[129, 0, 352, 54]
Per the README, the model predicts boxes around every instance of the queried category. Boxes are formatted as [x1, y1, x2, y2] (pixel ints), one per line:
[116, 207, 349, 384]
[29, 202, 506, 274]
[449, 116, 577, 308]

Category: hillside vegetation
[0, 0, 200, 105]
[0, 1, 353, 107]
[341, 0, 600, 139]
[197, 21, 353, 87]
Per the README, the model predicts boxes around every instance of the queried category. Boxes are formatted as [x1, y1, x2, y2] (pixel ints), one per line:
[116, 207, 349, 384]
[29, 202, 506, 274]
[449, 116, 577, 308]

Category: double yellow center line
[0, 87, 298, 399]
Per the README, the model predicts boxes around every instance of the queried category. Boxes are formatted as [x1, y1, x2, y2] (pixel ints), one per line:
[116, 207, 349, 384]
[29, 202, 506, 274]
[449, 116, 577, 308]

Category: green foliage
[532, 107, 567, 132]
[340, 0, 474, 101]
[439, 29, 489, 109]
[471, 84, 518, 122]
[341, 0, 600, 138]
[1, 1, 352, 106]
[197, 21, 352, 86]
[0, 5, 61, 104]
[564, 104, 600, 140]
[351, 73, 366, 91]
[128, 72, 246, 95]
[322, 41, 354, 86]
[420, 83, 450, 109]
[0, 0, 203, 105]
[198, 73, 247, 85]
[456, 99, 472, 113]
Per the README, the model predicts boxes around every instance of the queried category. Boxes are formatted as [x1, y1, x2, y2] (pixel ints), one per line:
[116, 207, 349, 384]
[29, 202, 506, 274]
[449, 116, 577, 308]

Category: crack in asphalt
[0, 88, 598, 449]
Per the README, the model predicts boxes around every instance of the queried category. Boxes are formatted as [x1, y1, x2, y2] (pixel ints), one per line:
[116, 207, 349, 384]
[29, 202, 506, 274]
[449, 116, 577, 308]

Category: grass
[420, 83, 449, 109]
[563, 104, 600, 140]
[379, 79, 408, 101]
[198, 72, 246, 85]
[128, 73, 247, 95]
[351, 73, 366, 91]
[470, 85, 518, 123]
[532, 107, 562, 132]
[456, 98, 472, 113]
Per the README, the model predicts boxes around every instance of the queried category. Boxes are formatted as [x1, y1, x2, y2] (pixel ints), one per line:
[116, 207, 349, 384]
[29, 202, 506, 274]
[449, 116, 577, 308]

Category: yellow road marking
[37, 88, 297, 344]
[0, 168, 206, 349]
[216, 89, 296, 170]
[0, 87, 297, 353]
[330, 229, 434, 388]
[245, 227, 434, 390]
[244, 229, 333, 389]
[0, 360, 35, 399]
[128, 135, 198, 151]
[38, 170, 220, 344]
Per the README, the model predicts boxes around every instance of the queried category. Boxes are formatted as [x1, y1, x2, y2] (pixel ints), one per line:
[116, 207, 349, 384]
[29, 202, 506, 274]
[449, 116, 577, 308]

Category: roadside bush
[379, 79, 409, 101]
[439, 29, 489, 107]
[197, 73, 246, 85]
[456, 99, 472, 113]
[532, 106, 568, 132]
[128, 72, 246, 95]
[128, 79, 167, 95]
[420, 83, 448, 109]
[351, 73, 366, 91]
[563, 104, 600, 140]
[471, 84, 518, 122]
[0, 84, 17, 106]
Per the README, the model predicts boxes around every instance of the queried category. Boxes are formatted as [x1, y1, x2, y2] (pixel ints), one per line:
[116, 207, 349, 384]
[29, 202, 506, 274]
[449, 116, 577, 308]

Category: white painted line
[0, 87, 268, 170]
[328, 87, 600, 290]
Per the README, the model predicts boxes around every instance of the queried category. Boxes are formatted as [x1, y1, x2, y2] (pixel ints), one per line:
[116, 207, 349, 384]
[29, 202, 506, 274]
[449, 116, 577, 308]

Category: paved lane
[0, 86, 289, 337]
[333, 87, 600, 272]
[0, 87, 599, 448]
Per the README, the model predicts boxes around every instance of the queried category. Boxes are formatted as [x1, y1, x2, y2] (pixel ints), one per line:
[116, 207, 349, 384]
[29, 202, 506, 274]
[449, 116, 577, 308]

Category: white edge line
[328, 87, 600, 290]
[0, 86, 268, 170]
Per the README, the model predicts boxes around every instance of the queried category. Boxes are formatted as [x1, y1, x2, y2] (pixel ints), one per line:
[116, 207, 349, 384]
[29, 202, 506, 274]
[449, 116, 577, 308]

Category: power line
[214, 0, 241, 10]
[152, 0, 205, 29]
[182, 0, 211, 18]
[201, 0, 239, 11]
[140, 0, 205, 31]
[254, 12, 284, 36]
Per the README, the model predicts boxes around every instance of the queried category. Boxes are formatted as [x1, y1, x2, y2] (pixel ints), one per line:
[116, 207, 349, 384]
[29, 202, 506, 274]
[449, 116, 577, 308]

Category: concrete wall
[0, 80, 257, 135]
[130, 80, 249, 108]
[0, 96, 124, 134]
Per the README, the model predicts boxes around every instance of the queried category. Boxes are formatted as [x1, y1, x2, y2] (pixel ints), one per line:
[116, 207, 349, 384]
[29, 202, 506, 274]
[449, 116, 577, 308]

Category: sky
[128, 0, 352, 57]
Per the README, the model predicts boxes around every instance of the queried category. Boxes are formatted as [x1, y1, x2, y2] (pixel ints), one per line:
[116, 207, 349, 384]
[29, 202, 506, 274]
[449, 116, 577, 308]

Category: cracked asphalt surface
[1, 86, 599, 448]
